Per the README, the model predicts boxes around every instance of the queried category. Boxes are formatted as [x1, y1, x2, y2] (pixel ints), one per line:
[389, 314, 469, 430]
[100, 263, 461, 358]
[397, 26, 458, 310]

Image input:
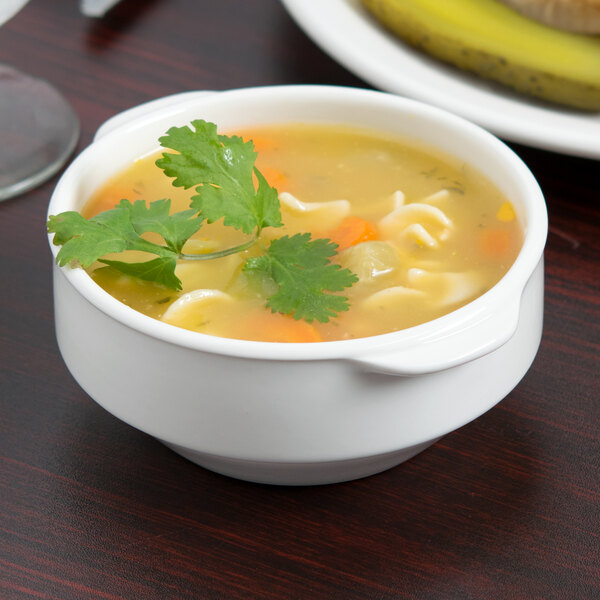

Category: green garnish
[156, 120, 282, 236]
[48, 198, 201, 289]
[244, 234, 355, 323]
[47, 119, 357, 323]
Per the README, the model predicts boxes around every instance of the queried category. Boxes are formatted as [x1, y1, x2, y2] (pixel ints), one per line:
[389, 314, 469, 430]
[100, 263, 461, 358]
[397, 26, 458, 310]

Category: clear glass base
[0, 64, 80, 201]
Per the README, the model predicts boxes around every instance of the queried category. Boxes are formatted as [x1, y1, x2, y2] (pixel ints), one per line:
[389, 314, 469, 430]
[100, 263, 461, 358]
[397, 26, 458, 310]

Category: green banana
[361, 0, 600, 110]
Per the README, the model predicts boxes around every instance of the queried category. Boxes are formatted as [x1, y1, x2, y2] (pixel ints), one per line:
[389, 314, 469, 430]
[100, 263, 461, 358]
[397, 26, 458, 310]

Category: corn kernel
[496, 201, 516, 222]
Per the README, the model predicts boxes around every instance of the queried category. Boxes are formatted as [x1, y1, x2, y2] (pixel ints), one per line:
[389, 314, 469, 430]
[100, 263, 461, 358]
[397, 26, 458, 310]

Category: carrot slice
[235, 310, 322, 343]
[85, 186, 137, 217]
[479, 228, 511, 257]
[250, 136, 278, 154]
[255, 165, 289, 190]
[328, 216, 379, 251]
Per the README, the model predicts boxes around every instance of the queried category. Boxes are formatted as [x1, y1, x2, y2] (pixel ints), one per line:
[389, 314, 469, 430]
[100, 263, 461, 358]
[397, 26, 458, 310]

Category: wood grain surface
[1, 1, 598, 599]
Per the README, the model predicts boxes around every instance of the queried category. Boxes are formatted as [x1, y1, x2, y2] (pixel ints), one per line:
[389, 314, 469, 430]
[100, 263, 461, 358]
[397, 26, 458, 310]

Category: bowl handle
[93, 91, 216, 141]
[349, 296, 522, 376]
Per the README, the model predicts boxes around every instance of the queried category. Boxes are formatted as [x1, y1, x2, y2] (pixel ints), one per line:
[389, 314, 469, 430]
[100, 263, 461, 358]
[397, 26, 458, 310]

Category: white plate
[281, 0, 600, 159]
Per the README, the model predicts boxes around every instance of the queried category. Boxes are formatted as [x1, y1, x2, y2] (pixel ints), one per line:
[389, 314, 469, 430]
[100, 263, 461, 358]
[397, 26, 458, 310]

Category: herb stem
[178, 238, 256, 261]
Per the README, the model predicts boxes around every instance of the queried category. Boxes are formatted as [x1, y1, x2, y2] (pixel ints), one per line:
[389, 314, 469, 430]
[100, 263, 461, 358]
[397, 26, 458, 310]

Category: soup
[83, 124, 522, 342]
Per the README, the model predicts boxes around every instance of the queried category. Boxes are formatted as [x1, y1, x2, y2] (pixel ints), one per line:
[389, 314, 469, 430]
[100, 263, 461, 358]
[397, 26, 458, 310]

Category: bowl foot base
[160, 439, 440, 486]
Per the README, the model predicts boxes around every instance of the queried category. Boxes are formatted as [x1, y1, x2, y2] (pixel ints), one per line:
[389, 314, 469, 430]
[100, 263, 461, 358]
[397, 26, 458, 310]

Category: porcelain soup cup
[48, 85, 547, 485]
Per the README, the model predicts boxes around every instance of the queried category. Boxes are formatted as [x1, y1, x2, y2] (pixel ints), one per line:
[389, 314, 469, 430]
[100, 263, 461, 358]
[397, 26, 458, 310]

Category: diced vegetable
[255, 166, 289, 190]
[328, 216, 379, 251]
[236, 310, 323, 343]
[496, 201, 516, 222]
[479, 229, 511, 257]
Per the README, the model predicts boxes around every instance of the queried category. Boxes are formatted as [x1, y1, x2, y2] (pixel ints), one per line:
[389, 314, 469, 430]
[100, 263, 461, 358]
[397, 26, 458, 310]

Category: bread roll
[499, 0, 600, 32]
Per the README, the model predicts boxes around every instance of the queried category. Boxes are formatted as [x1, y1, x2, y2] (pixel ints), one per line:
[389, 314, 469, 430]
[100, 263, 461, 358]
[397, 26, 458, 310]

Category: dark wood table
[1, 1, 598, 598]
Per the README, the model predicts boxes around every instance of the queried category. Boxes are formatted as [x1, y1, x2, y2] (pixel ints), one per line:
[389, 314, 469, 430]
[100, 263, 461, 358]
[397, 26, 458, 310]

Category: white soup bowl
[48, 86, 547, 485]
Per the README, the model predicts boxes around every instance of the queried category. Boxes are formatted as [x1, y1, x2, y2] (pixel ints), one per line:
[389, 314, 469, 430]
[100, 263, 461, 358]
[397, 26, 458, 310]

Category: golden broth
[84, 124, 522, 342]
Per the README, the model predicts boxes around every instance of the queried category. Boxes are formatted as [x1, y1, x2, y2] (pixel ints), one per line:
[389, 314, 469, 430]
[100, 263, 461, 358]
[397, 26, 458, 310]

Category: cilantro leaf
[243, 233, 358, 323]
[48, 211, 125, 265]
[128, 198, 202, 253]
[156, 119, 282, 235]
[99, 257, 181, 290]
[48, 205, 173, 268]
[47, 199, 202, 290]
[253, 166, 283, 232]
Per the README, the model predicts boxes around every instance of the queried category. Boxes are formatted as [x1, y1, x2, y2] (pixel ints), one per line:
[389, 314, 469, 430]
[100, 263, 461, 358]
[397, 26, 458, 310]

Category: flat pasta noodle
[378, 201, 453, 247]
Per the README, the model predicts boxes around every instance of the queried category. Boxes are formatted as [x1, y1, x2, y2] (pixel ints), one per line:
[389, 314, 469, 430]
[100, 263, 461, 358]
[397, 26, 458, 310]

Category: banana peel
[361, 0, 600, 110]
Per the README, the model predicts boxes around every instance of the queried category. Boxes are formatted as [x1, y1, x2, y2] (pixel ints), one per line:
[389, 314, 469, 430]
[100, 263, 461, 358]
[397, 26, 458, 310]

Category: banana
[498, 0, 600, 33]
[360, 0, 600, 110]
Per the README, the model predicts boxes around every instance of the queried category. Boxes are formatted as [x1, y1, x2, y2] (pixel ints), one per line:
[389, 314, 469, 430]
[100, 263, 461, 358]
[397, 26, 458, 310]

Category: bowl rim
[48, 84, 548, 362]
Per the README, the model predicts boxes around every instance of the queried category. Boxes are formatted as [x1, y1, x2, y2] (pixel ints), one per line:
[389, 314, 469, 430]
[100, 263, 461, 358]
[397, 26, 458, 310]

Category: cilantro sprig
[244, 234, 356, 323]
[47, 198, 201, 289]
[156, 120, 281, 236]
[47, 120, 357, 323]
